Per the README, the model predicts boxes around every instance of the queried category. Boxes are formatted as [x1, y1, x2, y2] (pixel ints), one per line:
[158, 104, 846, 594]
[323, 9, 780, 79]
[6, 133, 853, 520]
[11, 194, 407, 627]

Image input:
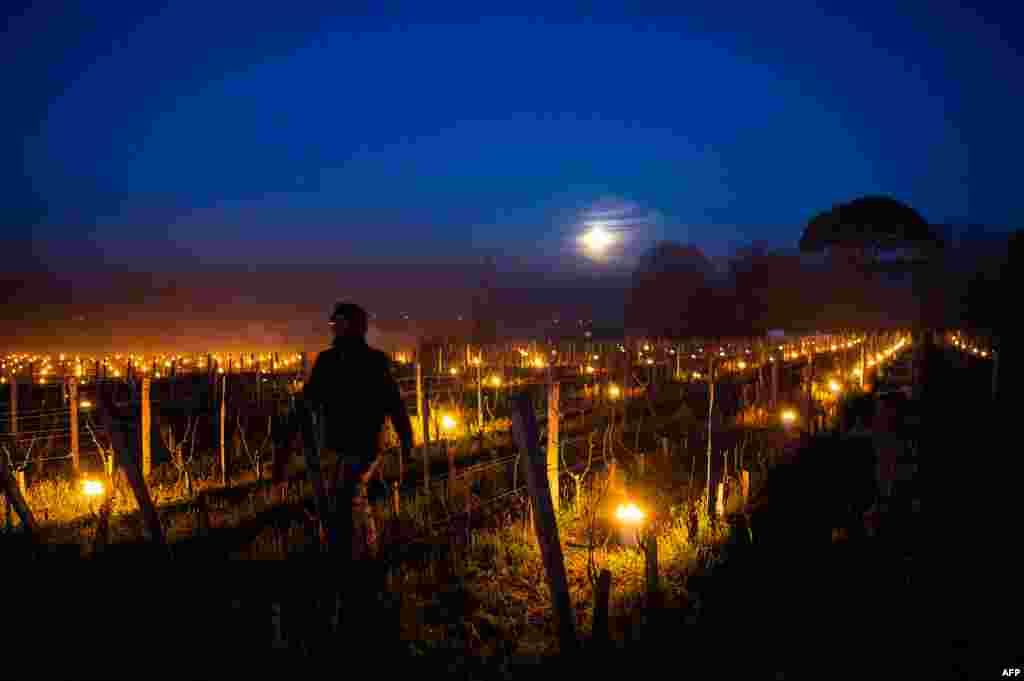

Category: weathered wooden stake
[96, 395, 166, 550]
[141, 378, 151, 479]
[10, 378, 17, 440]
[196, 491, 210, 538]
[417, 361, 431, 493]
[92, 493, 112, 554]
[809, 348, 817, 434]
[510, 392, 577, 653]
[771, 352, 779, 409]
[645, 531, 659, 605]
[992, 347, 999, 402]
[445, 439, 456, 505]
[861, 336, 867, 391]
[220, 375, 228, 486]
[397, 446, 403, 488]
[68, 377, 80, 475]
[476, 360, 484, 431]
[0, 452, 37, 537]
[706, 356, 715, 508]
[547, 380, 561, 513]
[592, 569, 612, 649]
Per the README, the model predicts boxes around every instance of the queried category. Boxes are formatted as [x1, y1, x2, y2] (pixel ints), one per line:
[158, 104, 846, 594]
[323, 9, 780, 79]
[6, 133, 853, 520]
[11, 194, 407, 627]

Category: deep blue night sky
[6, 2, 1023, 273]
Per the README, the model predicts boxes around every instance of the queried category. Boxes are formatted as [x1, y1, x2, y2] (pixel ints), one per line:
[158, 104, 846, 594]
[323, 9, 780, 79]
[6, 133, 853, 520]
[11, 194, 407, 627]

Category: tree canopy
[801, 195, 947, 330]
[800, 195, 944, 263]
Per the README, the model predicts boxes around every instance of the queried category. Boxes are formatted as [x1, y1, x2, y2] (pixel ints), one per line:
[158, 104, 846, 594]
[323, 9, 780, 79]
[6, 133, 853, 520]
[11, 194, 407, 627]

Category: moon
[579, 221, 616, 258]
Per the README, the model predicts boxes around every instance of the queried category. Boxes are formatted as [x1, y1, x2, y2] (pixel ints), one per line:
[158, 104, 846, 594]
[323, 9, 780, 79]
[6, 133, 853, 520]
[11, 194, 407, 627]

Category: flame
[615, 502, 645, 524]
[441, 414, 456, 431]
[82, 479, 104, 497]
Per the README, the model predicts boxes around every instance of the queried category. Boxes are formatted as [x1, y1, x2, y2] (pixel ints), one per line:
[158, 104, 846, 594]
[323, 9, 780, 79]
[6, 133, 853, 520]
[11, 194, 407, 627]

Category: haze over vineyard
[2, 223, 1006, 355]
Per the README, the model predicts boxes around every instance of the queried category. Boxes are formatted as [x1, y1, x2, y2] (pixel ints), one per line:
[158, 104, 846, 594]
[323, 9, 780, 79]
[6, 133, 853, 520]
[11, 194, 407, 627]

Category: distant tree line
[626, 196, 1018, 340]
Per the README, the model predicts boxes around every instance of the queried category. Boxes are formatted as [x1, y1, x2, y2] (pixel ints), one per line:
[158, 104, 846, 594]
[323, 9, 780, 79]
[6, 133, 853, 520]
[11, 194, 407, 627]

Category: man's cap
[329, 302, 368, 325]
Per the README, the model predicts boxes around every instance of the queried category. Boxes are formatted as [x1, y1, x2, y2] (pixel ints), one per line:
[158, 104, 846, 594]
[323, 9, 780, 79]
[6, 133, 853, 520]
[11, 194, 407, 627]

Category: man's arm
[383, 359, 414, 452]
[302, 351, 327, 408]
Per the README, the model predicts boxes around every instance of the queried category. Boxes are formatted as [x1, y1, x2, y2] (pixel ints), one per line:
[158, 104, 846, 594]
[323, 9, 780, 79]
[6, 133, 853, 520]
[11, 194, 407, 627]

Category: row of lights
[951, 335, 990, 358]
[1, 351, 306, 383]
[774, 335, 908, 429]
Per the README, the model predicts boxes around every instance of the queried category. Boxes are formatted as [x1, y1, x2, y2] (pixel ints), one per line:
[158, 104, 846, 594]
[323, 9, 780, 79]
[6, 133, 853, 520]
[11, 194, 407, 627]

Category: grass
[5, 387, 782, 664]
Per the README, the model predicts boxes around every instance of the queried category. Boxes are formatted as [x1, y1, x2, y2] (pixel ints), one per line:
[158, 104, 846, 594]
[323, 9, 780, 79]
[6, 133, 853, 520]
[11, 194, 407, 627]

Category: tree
[800, 195, 946, 397]
[727, 247, 813, 333]
[801, 196, 943, 267]
[801, 196, 944, 318]
[625, 242, 717, 338]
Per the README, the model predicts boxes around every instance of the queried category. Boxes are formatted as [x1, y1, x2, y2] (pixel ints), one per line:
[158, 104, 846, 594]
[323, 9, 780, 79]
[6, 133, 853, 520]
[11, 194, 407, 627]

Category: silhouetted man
[303, 302, 413, 561]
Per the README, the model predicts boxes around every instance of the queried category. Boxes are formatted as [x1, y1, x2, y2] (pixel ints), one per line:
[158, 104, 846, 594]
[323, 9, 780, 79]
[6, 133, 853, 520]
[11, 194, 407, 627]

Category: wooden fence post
[397, 446, 403, 489]
[510, 392, 577, 653]
[220, 375, 228, 487]
[771, 351, 779, 410]
[707, 355, 715, 509]
[68, 377, 80, 475]
[477, 360, 484, 431]
[622, 347, 630, 400]
[0, 452, 37, 537]
[92, 493, 112, 554]
[96, 394, 166, 550]
[445, 439, 455, 506]
[992, 347, 999, 402]
[10, 377, 17, 441]
[806, 349, 815, 436]
[861, 336, 867, 391]
[141, 378, 151, 479]
[547, 380, 560, 513]
[592, 568, 612, 649]
[645, 531, 659, 607]
[417, 361, 431, 493]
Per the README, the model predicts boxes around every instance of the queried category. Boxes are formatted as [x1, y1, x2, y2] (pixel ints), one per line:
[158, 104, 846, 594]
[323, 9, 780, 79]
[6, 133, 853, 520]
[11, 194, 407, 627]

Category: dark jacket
[301, 337, 413, 463]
